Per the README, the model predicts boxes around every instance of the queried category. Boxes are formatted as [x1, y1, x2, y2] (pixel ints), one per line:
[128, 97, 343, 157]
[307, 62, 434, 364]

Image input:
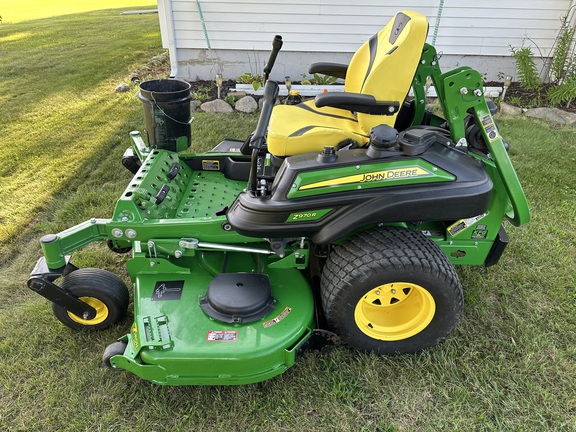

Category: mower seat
[267, 10, 429, 157]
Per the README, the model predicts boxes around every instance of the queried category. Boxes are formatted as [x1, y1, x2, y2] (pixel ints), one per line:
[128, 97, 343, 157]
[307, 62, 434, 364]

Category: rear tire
[52, 268, 129, 331]
[321, 227, 463, 354]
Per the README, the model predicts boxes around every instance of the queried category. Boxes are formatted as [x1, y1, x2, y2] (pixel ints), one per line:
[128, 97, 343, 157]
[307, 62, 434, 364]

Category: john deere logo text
[298, 166, 433, 191]
[361, 168, 429, 182]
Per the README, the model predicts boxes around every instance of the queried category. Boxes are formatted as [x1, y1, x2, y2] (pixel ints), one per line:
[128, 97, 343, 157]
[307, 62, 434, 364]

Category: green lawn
[0, 0, 157, 23]
[1, 3, 576, 432]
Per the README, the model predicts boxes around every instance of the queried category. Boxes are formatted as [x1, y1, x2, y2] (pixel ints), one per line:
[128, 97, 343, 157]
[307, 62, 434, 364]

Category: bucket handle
[148, 92, 193, 125]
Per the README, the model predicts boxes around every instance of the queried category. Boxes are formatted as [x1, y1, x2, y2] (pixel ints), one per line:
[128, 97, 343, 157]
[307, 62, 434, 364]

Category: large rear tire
[52, 268, 129, 331]
[321, 227, 463, 354]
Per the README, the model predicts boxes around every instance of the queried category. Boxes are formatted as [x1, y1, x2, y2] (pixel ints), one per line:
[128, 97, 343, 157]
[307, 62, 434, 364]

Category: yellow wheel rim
[354, 282, 435, 341]
[67, 297, 109, 326]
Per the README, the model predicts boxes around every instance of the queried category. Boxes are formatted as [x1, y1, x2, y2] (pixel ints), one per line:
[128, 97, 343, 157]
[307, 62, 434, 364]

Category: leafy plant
[548, 78, 576, 106]
[549, 15, 576, 84]
[299, 73, 338, 86]
[506, 96, 524, 107]
[236, 72, 263, 91]
[510, 10, 576, 107]
[192, 85, 212, 103]
[510, 46, 541, 90]
[313, 73, 338, 85]
[224, 94, 238, 107]
[300, 73, 312, 85]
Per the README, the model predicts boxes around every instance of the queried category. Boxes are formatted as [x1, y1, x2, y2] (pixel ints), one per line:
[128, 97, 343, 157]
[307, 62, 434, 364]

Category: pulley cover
[199, 273, 275, 324]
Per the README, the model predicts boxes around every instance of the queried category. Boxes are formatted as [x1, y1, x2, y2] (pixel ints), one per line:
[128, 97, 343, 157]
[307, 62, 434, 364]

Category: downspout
[158, 0, 179, 78]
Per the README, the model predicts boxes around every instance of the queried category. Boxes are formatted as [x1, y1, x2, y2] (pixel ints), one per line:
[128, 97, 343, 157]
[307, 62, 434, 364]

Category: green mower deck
[114, 265, 314, 385]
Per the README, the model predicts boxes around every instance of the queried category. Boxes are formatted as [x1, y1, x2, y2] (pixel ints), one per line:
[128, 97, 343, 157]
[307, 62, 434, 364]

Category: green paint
[287, 159, 454, 199]
[112, 256, 315, 385]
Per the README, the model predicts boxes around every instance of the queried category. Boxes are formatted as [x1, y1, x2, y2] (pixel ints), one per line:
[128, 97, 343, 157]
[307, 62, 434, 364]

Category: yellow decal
[299, 167, 431, 191]
[480, 115, 500, 142]
[448, 213, 487, 236]
[263, 307, 292, 328]
[131, 324, 139, 350]
[202, 160, 220, 171]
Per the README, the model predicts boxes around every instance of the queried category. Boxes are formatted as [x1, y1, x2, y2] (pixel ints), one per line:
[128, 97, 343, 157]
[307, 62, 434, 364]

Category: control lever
[263, 35, 283, 82]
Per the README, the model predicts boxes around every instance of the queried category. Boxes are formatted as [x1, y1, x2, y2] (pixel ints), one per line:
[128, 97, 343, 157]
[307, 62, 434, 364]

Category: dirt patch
[499, 82, 576, 113]
[188, 79, 237, 102]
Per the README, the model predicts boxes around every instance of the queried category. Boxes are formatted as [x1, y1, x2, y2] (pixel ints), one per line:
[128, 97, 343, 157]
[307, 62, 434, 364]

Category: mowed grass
[0, 0, 157, 23]
[0, 3, 165, 246]
[1, 3, 576, 432]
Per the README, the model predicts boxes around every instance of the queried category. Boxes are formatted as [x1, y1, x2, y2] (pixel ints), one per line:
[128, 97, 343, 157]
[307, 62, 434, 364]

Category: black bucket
[137, 79, 192, 152]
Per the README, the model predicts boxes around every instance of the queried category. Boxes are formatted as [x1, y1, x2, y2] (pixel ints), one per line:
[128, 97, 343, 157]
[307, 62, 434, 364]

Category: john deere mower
[28, 11, 529, 385]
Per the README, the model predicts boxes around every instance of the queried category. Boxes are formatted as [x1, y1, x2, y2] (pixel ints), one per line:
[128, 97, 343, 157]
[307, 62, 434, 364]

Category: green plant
[510, 46, 541, 90]
[299, 73, 338, 86]
[313, 73, 338, 85]
[549, 15, 576, 84]
[236, 72, 263, 91]
[548, 78, 576, 106]
[224, 94, 238, 107]
[506, 96, 524, 107]
[192, 85, 213, 103]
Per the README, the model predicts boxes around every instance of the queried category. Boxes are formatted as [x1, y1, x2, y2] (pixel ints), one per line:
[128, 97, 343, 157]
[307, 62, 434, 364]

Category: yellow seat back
[266, 11, 429, 157]
[345, 11, 428, 133]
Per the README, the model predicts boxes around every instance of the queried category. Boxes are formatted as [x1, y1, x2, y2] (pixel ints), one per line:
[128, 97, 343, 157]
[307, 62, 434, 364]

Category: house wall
[158, 0, 573, 81]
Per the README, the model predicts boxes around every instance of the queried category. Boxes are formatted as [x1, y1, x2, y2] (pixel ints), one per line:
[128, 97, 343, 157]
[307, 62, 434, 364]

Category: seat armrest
[308, 62, 348, 79]
[314, 92, 400, 115]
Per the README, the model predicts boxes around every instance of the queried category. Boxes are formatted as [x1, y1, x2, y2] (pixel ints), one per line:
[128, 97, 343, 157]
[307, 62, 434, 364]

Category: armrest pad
[314, 92, 400, 115]
[308, 62, 348, 79]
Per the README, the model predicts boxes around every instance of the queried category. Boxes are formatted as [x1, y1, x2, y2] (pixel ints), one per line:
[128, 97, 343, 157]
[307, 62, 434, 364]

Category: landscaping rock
[553, 108, 576, 124]
[115, 82, 131, 93]
[190, 100, 200, 112]
[524, 107, 576, 124]
[200, 99, 233, 113]
[499, 102, 522, 116]
[235, 96, 258, 113]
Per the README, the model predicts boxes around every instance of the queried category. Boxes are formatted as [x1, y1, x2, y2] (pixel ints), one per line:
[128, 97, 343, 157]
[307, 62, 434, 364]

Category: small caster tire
[52, 268, 129, 331]
[102, 341, 128, 370]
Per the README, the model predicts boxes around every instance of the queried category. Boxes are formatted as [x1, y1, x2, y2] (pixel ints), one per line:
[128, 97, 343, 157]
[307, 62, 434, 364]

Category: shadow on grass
[0, 8, 162, 249]
[0, 7, 159, 110]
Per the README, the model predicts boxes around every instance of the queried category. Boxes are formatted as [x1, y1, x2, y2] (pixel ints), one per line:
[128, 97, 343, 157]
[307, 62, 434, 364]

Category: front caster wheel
[52, 268, 129, 331]
[321, 227, 463, 354]
[102, 341, 128, 369]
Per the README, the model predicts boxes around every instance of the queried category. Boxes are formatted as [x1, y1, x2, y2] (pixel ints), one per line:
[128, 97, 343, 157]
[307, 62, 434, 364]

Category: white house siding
[157, 0, 573, 81]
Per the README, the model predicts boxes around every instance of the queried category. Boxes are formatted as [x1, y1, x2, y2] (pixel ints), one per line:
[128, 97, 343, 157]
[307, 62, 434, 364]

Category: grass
[0, 0, 157, 23]
[1, 3, 576, 431]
